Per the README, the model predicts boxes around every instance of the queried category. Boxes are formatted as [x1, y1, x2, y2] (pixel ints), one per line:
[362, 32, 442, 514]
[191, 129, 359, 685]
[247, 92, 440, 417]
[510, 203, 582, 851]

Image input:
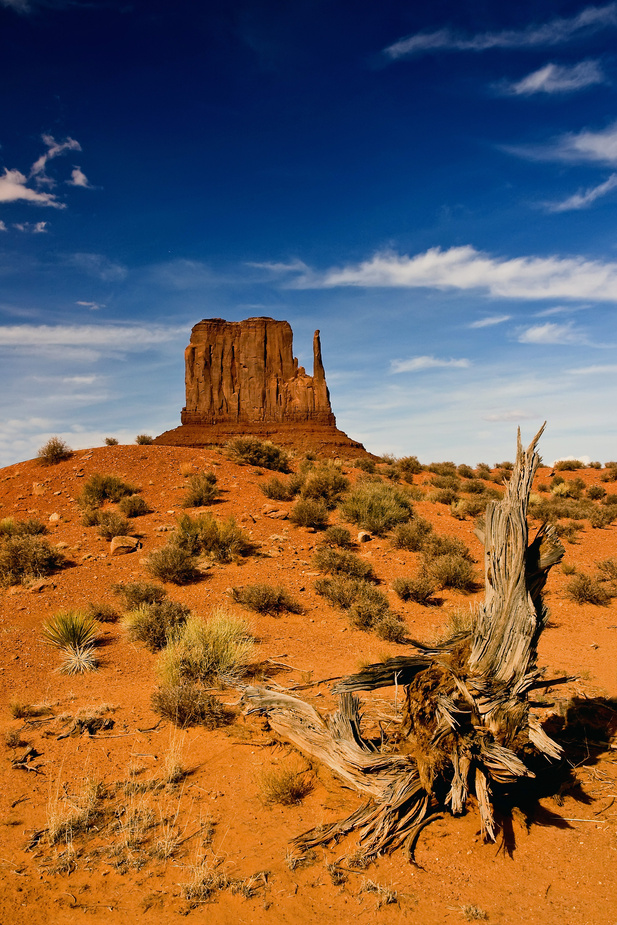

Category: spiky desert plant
[41, 611, 99, 674]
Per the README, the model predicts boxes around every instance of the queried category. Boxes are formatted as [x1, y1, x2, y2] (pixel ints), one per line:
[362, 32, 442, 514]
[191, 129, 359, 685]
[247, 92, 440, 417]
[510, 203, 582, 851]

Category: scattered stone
[156, 525, 175, 532]
[32, 482, 46, 496]
[357, 531, 372, 543]
[49, 513, 61, 523]
[261, 503, 288, 520]
[240, 513, 256, 524]
[28, 580, 55, 593]
[110, 536, 141, 556]
[53, 491, 62, 496]
[54, 541, 69, 549]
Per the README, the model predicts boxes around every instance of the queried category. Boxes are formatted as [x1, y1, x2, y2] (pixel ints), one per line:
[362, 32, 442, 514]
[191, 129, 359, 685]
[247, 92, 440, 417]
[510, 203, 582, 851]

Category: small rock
[53, 491, 62, 496]
[28, 579, 54, 593]
[357, 531, 372, 543]
[49, 512, 61, 523]
[156, 525, 174, 532]
[32, 482, 46, 496]
[110, 536, 141, 556]
[166, 510, 175, 514]
[54, 541, 69, 549]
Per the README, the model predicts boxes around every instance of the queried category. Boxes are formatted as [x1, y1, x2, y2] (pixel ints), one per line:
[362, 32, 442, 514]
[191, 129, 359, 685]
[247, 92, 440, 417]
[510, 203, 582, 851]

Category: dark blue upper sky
[2, 0, 617, 464]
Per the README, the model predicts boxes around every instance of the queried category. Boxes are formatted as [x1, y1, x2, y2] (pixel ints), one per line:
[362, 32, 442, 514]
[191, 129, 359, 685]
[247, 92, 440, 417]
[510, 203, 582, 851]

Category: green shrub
[313, 546, 375, 581]
[451, 498, 486, 520]
[0, 517, 46, 537]
[464, 479, 488, 495]
[315, 576, 368, 610]
[41, 610, 99, 674]
[391, 518, 433, 551]
[589, 461, 602, 469]
[555, 459, 584, 471]
[340, 482, 413, 535]
[423, 533, 473, 560]
[430, 474, 460, 491]
[566, 573, 613, 605]
[157, 610, 254, 687]
[429, 487, 459, 506]
[96, 511, 132, 540]
[427, 554, 477, 592]
[392, 573, 438, 605]
[182, 471, 220, 508]
[225, 437, 289, 472]
[118, 494, 151, 517]
[398, 456, 423, 480]
[587, 485, 606, 500]
[135, 434, 154, 445]
[314, 576, 404, 641]
[231, 584, 303, 615]
[353, 458, 376, 474]
[0, 536, 65, 586]
[300, 465, 349, 509]
[151, 682, 234, 728]
[113, 581, 167, 608]
[37, 436, 72, 466]
[289, 498, 329, 529]
[104, 437, 119, 446]
[427, 461, 457, 476]
[145, 543, 198, 584]
[174, 513, 255, 562]
[322, 525, 354, 548]
[78, 473, 138, 507]
[122, 600, 190, 651]
[260, 475, 303, 501]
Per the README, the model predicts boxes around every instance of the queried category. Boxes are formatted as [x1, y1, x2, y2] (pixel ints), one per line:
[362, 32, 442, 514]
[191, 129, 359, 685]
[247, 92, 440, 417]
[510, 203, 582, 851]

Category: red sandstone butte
[155, 317, 368, 456]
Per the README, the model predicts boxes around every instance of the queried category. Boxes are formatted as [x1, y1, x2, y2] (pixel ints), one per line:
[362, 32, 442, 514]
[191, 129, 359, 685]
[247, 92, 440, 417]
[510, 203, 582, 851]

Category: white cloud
[501, 60, 606, 95]
[469, 314, 511, 328]
[30, 134, 81, 182]
[391, 355, 471, 373]
[514, 121, 617, 166]
[518, 322, 587, 344]
[483, 410, 535, 422]
[287, 245, 617, 301]
[64, 253, 127, 282]
[76, 300, 104, 311]
[0, 168, 63, 207]
[383, 4, 617, 59]
[569, 363, 617, 374]
[0, 323, 190, 350]
[13, 220, 48, 233]
[67, 166, 92, 188]
[0, 220, 6, 231]
[543, 173, 617, 212]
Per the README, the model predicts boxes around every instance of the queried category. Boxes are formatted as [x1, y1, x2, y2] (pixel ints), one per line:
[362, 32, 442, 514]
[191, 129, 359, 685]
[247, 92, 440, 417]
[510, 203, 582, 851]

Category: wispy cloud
[513, 121, 617, 165]
[0, 220, 6, 231]
[0, 134, 86, 208]
[76, 300, 104, 311]
[0, 168, 63, 207]
[391, 355, 471, 373]
[518, 321, 588, 344]
[284, 245, 617, 301]
[64, 253, 127, 282]
[500, 60, 606, 96]
[469, 314, 511, 328]
[569, 363, 617, 373]
[0, 323, 189, 350]
[383, 4, 617, 59]
[67, 166, 93, 188]
[544, 173, 617, 212]
[31, 134, 81, 184]
[483, 409, 535, 422]
[13, 220, 48, 233]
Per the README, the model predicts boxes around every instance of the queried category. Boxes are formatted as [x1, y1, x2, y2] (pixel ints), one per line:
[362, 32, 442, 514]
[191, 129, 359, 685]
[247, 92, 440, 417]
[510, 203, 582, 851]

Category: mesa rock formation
[155, 317, 367, 456]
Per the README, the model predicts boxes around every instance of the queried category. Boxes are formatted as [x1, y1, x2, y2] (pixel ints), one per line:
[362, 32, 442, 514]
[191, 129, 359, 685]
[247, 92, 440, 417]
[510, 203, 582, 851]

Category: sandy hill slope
[0, 443, 615, 925]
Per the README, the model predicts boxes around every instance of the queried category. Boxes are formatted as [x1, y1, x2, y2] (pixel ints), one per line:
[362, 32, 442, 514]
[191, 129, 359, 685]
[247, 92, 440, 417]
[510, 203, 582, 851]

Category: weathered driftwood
[243, 426, 565, 859]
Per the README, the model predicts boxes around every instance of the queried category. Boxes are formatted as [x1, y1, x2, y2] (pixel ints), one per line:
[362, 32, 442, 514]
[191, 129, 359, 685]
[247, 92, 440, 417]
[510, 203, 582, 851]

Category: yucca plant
[41, 611, 100, 674]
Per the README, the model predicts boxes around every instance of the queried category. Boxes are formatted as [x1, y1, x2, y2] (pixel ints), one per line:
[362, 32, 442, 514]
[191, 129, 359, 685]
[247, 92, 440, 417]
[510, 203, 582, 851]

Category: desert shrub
[174, 513, 255, 562]
[259, 765, 313, 805]
[391, 518, 433, 551]
[475, 463, 492, 479]
[427, 461, 457, 476]
[260, 475, 303, 501]
[566, 573, 613, 605]
[393, 573, 439, 604]
[145, 543, 198, 584]
[118, 494, 151, 517]
[588, 506, 617, 529]
[41, 610, 99, 674]
[597, 558, 617, 582]
[429, 487, 459, 506]
[225, 437, 289, 472]
[104, 437, 119, 446]
[340, 482, 413, 535]
[426, 554, 477, 592]
[554, 520, 583, 543]
[96, 511, 132, 540]
[315, 576, 368, 610]
[314, 576, 404, 641]
[457, 464, 475, 479]
[230, 584, 303, 615]
[424, 533, 473, 561]
[0, 536, 65, 586]
[122, 600, 190, 651]
[37, 436, 72, 466]
[289, 498, 329, 529]
[0, 517, 46, 537]
[87, 602, 118, 623]
[430, 474, 460, 491]
[601, 467, 617, 482]
[157, 610, 254, 687]
[182, 471, 220, 508]
[313, 546, 375, 581]
[151, 682, 234, 728]
[555, 459, 584, 470]
[552, 478, 584, 499]
[587, 485, 606, 500]
[588, 461, 602, 469]
[398, 456, 423, 480]
[113, 581, 167, 608]
[322, 525, 354, 548]
[464, 479, 488, 496]
[451, 498, 486, 520]
[492, 468, 512, 485]
[135, 434, 154, 445]
[353, 457, 376, 474]
[300, 465, 348, 508]
[78, 473, 138, 507]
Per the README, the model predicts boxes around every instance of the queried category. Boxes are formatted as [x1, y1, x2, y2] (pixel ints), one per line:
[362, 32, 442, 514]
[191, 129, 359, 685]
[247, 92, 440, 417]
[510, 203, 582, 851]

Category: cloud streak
[543, 173, 617, 212]
[285, 245, 617, 301]
[469, 314, 511, 328]
[518, 322, 588, 345]
[0, 323, 190, 350]
[383, 4, 617, 59]
[391, 355, 471, 373]
[513, 122, 617, 166]
[500, 60, 606, 95]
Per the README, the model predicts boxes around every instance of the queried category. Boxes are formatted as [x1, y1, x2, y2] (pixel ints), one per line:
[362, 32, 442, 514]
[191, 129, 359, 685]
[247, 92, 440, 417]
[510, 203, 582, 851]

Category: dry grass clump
[37, 436, 72, 466]
[151, 682, 234, 728]
[315, 576, 405, 642]
[230, 583, 303, 615]
[289, 498, 329, 529]
[96, 511, 132, 540]
[226, 436, 290, 472]
[0, 535, 65, 586]
[145, 543, 198, 584]
[392, 573, 439, 605]
[9, 701, 52, 719]
[300, 464, 349, 508]
[173, 513, 255, 562]
[118, 494, 151, 517]
[555, 459, 585, 471]
[426, 553, 477, 593]
[86, 601, 119, 623]
[78, 473, 139, 507]
[0, 517, 47, 537]
[259, 763, 313, 805]
[322, 525, 354, 548]
[105, 436, 119, 445]
[391, 517, 433, 551]
[122, 600, 191, 651]
[182, 471, 220, 508]
[313, 546, 375, 581]
[5, 728, 27, 748]
[353, 457, 376, 474]
[41, 610, 100, 674]
[135, 434, 154, 444]
[460, 905, 488, 921]
[113, 581, 167, 608]
[565, 573, 614, 605]
[157, 609, 254, 687]
[360, 879, 398, 909]
[260, 474, 303, 501]
[340, 481, 413, 535]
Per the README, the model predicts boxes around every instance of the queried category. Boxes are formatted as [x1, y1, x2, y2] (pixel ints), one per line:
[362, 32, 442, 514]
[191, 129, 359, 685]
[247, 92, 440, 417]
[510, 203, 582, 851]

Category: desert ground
[0, 441, 615, 925]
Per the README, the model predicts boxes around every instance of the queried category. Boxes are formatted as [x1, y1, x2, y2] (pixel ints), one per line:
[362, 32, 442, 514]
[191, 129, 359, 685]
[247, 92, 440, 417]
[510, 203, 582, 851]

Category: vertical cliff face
[181, 317, 335, 426]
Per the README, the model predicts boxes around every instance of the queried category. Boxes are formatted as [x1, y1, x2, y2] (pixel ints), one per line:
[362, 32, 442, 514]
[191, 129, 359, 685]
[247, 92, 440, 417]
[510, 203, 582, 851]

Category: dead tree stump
[243, 426, 565, 860]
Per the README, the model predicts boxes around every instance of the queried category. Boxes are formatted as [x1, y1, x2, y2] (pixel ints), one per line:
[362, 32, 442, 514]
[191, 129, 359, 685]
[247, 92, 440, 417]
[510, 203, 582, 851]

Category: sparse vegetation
[426, 553, 477, 593]
[300, 464, 348, 508]
[151, 682, 234, 728]
[313, 546, 375, 581]
[0, 535, 65, 586]
[118, 494, 151, 517]
[122, 600, 190, 651]
[41, 610, 100, 674]
[174, 512, 255, 562]
[230, 584, 303, 614]
[135, 434, 154, 445]
[391, 517, 433, 551]
[315, 576, 405, 641]
[78, 473, 138, 507]
[565, 573, 613, 605]
[353, 457, 376, 474]
[340, 481, 413, 535]
[289, 498, 329, 529]
[260, 474, 303, 501]
[0, 516, 46, 537]
[87, 602, 118, 623]
[144, 543, 198, 584]
[96, 511, 132, 540]
[226, 436, 290, 472]
[37, 436, 72, 466]
[555, 459, 584, 471]
[157, 609, 254, 687]
[182, 471, 220, 508]
[259, 764, 313, 805]
[322, 525, 354, 548]
[113, 581, 167, 608]
[105, 437, 119, 446]
[393, 573, 439, 605]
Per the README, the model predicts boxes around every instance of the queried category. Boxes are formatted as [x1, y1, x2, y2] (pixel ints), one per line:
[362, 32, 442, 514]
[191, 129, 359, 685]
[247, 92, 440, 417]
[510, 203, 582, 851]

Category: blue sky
[2, 0, 617, 466]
